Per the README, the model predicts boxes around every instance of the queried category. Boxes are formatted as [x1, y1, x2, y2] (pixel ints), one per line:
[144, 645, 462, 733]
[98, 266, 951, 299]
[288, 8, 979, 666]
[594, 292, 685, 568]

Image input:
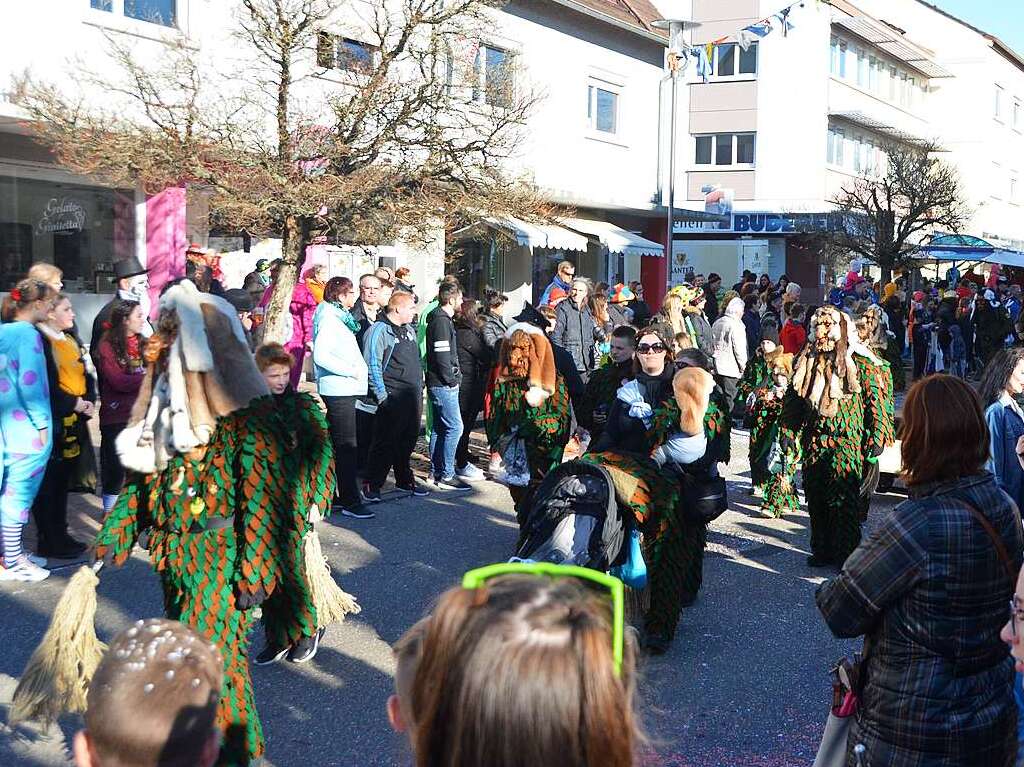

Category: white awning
[462, 216, 587, 252]
[561, 217, 665, 258]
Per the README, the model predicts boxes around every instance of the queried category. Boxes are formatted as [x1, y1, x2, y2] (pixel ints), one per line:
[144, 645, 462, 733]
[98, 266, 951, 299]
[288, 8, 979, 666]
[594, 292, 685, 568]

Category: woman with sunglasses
[393, 563, 640, 767]
[819, 375, 1022, 767]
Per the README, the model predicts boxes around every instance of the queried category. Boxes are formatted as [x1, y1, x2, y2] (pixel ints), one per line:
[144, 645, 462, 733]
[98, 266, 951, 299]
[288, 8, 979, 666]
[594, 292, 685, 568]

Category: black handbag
[679, 470, 728, 524]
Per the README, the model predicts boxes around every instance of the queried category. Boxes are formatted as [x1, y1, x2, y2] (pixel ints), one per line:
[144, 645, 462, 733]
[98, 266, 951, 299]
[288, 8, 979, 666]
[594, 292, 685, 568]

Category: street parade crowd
[6, 251, 1024, 766]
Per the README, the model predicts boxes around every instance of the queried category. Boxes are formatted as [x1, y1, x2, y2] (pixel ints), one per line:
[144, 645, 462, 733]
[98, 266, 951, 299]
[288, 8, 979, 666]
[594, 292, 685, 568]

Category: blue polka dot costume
[0, 321, 52, 529]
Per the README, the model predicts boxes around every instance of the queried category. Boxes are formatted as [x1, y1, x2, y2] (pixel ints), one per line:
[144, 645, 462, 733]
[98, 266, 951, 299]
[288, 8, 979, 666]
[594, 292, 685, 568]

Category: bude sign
[37, 197, 86, 235]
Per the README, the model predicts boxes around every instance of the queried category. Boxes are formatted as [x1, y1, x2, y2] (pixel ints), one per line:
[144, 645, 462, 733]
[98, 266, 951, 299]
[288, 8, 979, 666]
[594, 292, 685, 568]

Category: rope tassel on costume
[9, 565, 107, 726]
[302, 528, 360, 628]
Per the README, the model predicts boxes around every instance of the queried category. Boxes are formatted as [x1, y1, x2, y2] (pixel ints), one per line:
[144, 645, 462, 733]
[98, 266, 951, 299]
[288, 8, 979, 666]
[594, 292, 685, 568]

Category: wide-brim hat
[114, 256, 147, 280]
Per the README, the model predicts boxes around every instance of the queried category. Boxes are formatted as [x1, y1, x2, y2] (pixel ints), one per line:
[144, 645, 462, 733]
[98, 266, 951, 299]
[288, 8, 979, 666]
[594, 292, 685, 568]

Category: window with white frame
[826, 126, 845, 166]
[995, 84, 1004, 121]
[830, 37, 847, 78]
[586, 81, 619, 135]
[712, 42, 758, 78]
[473, 44, 514, 108]
[90, 0, 176, 26]
[317, 34, 377, 74]
[855, 48, 868, 87]
[694, 133, 756, 167]
[1014, 98, 1021, 131]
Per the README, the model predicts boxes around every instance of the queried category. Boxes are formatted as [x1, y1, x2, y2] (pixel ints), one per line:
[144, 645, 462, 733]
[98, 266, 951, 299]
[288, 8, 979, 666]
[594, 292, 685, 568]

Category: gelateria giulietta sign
[37, 197, 87, 235]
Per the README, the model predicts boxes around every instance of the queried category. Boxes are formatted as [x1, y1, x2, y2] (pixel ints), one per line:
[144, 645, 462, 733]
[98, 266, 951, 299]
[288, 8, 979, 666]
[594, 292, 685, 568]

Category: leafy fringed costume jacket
[780, 354, 891, 565]
[750, 390, 800, 517]
[260, 389, 336, 649]
[94, 397, 298, 766]
[485, 375, 572, 480]
[736, 353, 770, 405]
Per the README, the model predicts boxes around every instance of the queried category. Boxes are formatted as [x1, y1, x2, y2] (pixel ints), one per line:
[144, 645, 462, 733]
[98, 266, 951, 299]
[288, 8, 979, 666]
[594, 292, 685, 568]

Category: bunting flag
[688, 1, 810, 69]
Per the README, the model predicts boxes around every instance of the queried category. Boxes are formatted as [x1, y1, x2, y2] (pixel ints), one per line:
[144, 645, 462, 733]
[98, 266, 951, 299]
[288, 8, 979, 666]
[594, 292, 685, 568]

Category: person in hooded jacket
[710, 296, 748, 414]
[453, 300, 491, 482]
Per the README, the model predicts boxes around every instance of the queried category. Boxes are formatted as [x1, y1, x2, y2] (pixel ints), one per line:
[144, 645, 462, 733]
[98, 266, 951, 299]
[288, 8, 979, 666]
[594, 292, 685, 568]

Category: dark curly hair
[978, 347, 1024, 408]
[102, 299, 142, 368]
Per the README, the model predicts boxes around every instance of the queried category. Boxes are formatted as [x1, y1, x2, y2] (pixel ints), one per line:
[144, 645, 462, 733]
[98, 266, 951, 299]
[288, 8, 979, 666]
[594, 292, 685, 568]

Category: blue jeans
[428, 385, 464, 480]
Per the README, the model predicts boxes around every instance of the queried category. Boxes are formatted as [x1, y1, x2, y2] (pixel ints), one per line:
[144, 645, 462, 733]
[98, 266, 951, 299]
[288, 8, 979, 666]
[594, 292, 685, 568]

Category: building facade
[673, 0, 1024, 303]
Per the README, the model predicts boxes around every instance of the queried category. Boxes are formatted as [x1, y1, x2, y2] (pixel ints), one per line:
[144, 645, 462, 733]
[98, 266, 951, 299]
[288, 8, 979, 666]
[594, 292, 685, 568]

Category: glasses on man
[637, 343, 666, 355]
[1010, 598, 1024, 638]
[462, 561, 624, 676]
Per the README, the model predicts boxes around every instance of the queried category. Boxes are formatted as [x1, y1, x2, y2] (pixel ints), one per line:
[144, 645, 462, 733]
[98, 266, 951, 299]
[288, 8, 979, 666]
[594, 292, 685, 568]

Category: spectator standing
[976, 290, 1013, 370]
[94, 299, 147, 514]
[607, 284, 634, 329]
[0, 279, 57, 583]
[757, 273, 772, 293]
[480, 288, 508, 350]
[781, 281, 801, 318]
[453, 300, 490, 481]
[312, 276, 372, 519]
[981, 347, 1024, 515]
[393, 267, 418, 301]
[89, 257, 152, 348]
[243, 258, 273, 305]
[362, 292, 429, 501]
[741, 293, 762, 354]
[426, 282, 470, 490]
[780, 303, 807, 355]
[539, 260, 576, 307]
[552, 278, 602, 384]
[710, 296, 748, 414]
[817, 375, 1022, 767]
[627, 280, 652, 326]
[281, 267, 320, 388]
[304, 264, 328, 304]
[222, 289, 256, 350]
[350, 274, 383, 348]
[32, 294, 96, 559]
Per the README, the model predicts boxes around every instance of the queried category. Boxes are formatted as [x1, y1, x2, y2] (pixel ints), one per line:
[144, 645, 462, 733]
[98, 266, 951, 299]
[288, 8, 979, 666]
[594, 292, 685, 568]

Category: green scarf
[334, 303, 360, 333]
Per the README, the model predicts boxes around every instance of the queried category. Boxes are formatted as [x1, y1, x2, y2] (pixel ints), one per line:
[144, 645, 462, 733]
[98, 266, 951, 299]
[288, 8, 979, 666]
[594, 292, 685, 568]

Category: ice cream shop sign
[36, 197, 87, 235]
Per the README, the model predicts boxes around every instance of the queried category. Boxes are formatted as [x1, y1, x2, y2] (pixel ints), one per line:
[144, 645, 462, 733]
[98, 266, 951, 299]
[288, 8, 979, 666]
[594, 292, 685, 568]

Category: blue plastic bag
[610, 528, 647, 590]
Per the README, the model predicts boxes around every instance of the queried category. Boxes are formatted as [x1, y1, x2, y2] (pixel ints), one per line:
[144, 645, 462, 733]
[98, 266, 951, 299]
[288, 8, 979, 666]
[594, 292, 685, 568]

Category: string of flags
[689, 0, 812, 82]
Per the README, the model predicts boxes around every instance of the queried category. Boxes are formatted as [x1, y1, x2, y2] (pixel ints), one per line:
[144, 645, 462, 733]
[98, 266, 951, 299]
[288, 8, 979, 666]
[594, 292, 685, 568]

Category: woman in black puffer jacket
[454, 300, 493, 480]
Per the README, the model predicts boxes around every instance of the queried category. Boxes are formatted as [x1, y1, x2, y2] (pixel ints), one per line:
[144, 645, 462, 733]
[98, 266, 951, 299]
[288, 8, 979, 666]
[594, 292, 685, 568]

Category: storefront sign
[36, 197, 86, 235]
[675, 211, 845, 235]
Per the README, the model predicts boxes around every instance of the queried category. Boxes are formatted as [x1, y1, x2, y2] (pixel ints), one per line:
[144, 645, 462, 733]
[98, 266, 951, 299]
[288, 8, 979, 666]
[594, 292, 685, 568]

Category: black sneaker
[642, 630, 671, 656]
[287, 628, 324, 664]
[253, 642, 290, 666]
[434, 475, 472, 491]
[397, 481, 429, 497]
[339, 504, 375, 519]
[362, 484, 382, 503]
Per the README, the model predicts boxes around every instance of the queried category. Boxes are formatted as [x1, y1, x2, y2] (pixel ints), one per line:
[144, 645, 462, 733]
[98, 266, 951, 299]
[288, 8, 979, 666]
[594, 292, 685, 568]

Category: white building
[672, 0, 1024, 302]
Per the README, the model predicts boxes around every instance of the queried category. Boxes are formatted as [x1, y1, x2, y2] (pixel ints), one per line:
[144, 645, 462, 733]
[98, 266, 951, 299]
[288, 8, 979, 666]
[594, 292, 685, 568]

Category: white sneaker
[456, 463, 486, 482]
[0, 557, 50, 583]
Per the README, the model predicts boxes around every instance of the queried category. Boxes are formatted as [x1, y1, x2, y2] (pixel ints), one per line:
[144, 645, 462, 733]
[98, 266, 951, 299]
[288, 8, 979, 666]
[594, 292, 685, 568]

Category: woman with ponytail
[0, 279, 57, 582]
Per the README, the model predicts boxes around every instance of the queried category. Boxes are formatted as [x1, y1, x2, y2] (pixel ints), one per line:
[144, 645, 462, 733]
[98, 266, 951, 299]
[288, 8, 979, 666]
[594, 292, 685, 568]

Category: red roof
[571, 0, 667, 36]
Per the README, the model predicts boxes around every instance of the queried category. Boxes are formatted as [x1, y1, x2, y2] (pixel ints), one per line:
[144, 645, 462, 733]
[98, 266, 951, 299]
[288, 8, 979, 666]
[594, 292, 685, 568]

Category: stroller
[513, 460, 627, 572]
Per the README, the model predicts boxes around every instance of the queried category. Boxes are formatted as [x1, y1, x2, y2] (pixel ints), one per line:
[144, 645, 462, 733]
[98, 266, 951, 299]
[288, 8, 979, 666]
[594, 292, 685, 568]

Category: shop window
[0, 176, 136, 293]
[92, 0, 176, 27]
[317, 33, 377, 74]
[694, 133, 756, 168]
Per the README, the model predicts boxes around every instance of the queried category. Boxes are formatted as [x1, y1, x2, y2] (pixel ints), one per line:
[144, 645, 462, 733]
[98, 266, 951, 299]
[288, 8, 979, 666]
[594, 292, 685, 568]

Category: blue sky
[928, 0, 1024, 56]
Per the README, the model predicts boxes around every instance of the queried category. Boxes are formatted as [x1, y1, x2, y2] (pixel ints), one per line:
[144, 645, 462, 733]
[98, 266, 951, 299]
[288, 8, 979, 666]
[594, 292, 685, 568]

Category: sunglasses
[462, 562, 624, 677]
[637, 342, 666, 354]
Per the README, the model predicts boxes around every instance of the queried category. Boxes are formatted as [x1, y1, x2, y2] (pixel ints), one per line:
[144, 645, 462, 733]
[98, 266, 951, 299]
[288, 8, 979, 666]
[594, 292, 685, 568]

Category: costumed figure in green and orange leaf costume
[739, 338, 777, 496]
[485, 322, 572, 525]
[780, 306, 891, 568]
[750, 348, 800, 518]
[93, 281, 357, 766]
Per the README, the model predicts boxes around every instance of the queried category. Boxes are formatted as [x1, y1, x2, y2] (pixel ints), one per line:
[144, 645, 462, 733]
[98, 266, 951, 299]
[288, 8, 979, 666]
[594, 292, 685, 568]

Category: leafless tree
[826, 140, 971, 285]
[13, 0, 549, 341]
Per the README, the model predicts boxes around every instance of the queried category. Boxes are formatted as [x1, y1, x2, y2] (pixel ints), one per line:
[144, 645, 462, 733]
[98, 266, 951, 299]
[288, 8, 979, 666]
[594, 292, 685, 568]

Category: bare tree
[826, 141, 971, 285]
[13, 0, 549, 341]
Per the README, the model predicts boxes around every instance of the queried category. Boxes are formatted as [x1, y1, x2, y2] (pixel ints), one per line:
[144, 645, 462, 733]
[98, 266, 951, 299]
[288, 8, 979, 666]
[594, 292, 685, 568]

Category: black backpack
[514, 460, 626, 572]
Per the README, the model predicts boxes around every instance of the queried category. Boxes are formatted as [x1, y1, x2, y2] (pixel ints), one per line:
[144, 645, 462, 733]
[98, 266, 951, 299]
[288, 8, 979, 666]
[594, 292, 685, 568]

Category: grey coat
[552, 300, 602, 374]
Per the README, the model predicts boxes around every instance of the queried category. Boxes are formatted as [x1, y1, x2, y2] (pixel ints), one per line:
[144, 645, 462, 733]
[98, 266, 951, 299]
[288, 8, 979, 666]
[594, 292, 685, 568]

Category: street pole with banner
[652, 18, 700, 296]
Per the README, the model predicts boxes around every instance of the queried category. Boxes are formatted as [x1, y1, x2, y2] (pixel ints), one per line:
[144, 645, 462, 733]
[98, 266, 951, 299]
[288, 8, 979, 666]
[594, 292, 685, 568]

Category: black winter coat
[552, 300, 602, 374]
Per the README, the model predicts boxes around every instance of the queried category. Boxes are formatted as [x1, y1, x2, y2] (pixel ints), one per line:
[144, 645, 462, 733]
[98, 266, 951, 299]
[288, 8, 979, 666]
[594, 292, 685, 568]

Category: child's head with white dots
[74, 618, 223, 767]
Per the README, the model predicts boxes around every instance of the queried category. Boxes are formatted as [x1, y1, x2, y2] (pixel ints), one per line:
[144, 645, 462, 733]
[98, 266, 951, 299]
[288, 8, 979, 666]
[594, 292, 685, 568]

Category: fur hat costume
[673, 366, 715, 436]
[498, 322, 557, 407]
[853, 302, 889, 351]
[765, 347, 794, 379]
[117, 279, 270, 474]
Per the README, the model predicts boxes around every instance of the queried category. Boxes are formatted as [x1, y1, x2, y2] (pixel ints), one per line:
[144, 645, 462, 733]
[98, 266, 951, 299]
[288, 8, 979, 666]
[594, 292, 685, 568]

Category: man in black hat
[243, 258, 273, 305]
[90, 256, 152, 349]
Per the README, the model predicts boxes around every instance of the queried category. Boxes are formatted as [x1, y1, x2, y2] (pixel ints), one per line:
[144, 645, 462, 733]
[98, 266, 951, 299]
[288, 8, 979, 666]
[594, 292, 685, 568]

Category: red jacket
[780, 320, 807, 355]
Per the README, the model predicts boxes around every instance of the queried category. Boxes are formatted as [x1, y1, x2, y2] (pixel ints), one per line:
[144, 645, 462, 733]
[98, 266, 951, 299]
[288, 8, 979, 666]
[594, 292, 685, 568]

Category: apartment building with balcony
[672, 0, 1024, 302]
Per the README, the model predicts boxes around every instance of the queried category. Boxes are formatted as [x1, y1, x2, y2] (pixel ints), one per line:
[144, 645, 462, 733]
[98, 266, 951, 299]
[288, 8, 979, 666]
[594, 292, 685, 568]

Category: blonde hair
[659, 293, 686, 336]
[27, 262, 63, 288]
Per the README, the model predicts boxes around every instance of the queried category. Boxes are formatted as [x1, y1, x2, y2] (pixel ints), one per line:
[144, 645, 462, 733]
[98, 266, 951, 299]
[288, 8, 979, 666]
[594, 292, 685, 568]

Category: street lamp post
[652, 18, 700, 294]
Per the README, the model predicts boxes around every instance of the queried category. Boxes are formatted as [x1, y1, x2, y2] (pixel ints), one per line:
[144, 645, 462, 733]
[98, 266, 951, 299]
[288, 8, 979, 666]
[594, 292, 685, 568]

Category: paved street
[0, 427, 898, 767]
